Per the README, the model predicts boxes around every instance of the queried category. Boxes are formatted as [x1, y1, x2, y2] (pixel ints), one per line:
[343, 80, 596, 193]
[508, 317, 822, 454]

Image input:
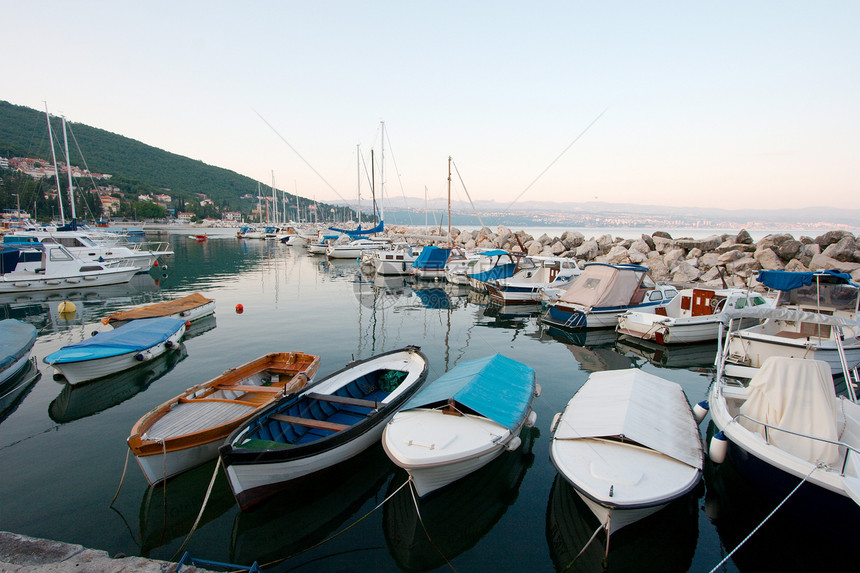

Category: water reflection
[383, 427, 537, 571]
[541, 326, 635, 372]
[230, 444, 393, 566]
[49, 344, 188, 423]
[546, 475, 699, 572]
[0, 359, 40, 425]
[137, 460, 235, 557]
[615, 335, 718, 370]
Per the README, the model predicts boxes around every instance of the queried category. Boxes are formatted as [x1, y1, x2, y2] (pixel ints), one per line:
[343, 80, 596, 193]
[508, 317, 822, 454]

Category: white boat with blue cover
[44, 317, 186, 385]
[382, 353, 539, 497]
[0, 319, 38, 384]
[485, 257, 582, 305]
[465, 250, 525, 292]
[412, 246, 452, 280]
[542, 263, 678, 330]
[220, 346, 428, 510]
[550, 369, 703, 536]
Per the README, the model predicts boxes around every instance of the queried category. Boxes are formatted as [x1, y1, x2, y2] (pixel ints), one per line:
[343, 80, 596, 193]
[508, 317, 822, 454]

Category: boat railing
[131, 240, 173, 254]
[730, 412, 860, 475]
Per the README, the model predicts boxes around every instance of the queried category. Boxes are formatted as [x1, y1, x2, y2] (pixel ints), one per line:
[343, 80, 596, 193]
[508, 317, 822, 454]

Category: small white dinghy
[383, 354, 539, 497]
[550, 369, 702, 536]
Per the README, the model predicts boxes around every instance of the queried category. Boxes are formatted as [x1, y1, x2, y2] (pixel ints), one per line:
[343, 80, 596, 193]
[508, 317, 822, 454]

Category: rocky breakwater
[383, 225, 860, 288]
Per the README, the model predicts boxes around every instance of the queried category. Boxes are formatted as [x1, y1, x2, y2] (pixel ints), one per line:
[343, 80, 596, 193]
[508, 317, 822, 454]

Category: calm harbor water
[0, 230, 856, 572]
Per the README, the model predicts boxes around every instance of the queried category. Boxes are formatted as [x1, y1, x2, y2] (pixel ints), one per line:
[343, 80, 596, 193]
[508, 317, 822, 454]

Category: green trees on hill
[0, 100, 351, 222]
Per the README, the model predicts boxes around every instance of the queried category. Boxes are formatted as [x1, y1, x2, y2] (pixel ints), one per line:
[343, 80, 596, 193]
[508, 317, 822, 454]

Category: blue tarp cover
[45, 317, 185, 364]
[476, 249, 508, 257]
[757, 269, 857, 291]
[412, 246, 451, 270]
[402, 354, 535, 431]
[0, 319, 37, 373]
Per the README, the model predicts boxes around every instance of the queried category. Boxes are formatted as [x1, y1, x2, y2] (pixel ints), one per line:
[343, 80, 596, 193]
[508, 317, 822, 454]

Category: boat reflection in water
[546, 474, 699, 572]
[182, 313, 217, 340]
[383, 426, 536, 571]
[137, 459, 235, 557]
[703, 424, 860, 571]
[48, 344, 188, 424]
[542, 326, 635, 373]
[0, 359, 40, 425]
[615, 335, 718, 370]
[229, 444, 394, 567]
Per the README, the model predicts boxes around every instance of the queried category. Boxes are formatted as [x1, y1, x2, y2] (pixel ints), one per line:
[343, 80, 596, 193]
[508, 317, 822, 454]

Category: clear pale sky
[4, 1, 859, 210]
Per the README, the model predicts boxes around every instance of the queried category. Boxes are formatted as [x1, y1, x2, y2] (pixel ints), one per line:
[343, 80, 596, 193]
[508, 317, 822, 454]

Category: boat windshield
[777, 282, 860, 313]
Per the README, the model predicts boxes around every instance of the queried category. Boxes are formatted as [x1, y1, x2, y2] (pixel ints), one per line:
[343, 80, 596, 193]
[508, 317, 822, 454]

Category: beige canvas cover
[739, 357, 840, 466]
[101, 293, 213, 324]
[558, 265, 644, 309]
[554, 369, 703, 469]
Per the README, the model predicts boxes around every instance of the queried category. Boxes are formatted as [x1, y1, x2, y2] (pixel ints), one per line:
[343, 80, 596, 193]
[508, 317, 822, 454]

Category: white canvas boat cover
[723, 306, 860, 332]
[558, 264, 644, 309]
[738, 357, 840, 466]
[554, 369, 703, 469]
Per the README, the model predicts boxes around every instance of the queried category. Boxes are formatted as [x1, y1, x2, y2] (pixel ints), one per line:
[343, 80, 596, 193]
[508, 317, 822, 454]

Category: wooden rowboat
[101, 292, 215, 326]
[128, 351, 320, 486]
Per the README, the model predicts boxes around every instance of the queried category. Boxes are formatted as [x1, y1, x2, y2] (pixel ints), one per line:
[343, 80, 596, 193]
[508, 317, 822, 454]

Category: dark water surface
[0, 231, 851, 572]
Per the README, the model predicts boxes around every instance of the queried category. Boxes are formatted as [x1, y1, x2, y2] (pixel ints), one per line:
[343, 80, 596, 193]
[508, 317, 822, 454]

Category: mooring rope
[108, 448, 131, 507]
[709, 464, 819, 573]
[172, 456, 222, 561]
[257, 475, 414, 569]
[408, 478, 458, 572]
[561, 521, 606, 571]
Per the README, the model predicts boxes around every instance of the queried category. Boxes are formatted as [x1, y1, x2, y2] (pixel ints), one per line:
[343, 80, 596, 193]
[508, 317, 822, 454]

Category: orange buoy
[235, 303, 244, 314]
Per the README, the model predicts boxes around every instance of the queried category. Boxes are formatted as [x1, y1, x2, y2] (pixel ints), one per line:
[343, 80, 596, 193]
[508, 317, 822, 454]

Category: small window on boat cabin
[752, 296, 767, 306]
[649, 291, 663, 301]
[664, 288, 678, 299]
[735, 298, 747, 309]
[49, 247, 73, 261]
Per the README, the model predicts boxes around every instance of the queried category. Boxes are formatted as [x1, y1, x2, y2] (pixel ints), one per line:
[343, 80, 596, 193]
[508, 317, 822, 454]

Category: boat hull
[725, 331, 860, 375]
[616, 314, 723, 344]
[0, 267, 138, 293]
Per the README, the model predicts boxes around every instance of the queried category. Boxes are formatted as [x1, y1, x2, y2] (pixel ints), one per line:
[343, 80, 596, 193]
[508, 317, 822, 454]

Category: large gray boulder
[822, 236, 857, 262]
[777, 239, 803, 261]
[672, 261, 701, 283]
[675, 235, 722, 252]
[735, 229, 754, 244]
[575, 240, 599, 260]
[754, 248, 785, 271]
[815, 230, 854, 247]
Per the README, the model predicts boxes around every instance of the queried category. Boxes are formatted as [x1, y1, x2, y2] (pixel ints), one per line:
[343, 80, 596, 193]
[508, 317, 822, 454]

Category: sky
[3, 1, 859, 211]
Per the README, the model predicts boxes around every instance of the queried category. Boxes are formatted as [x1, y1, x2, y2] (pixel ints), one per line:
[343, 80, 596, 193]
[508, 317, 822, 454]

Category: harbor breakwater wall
[383, 226, 860, 288]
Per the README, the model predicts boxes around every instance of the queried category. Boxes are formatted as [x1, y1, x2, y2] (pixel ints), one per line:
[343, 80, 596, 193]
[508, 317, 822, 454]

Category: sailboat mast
[370, 149, 376, 225]
[62, 116, 76, 221]
[295, 181, 300, 223]
[447, 155, 452, 246]
[44, 104, 65, 224]
[379, 121, 384, 227]
[356, 144, 361, 228]
[271, 171, 277, 226]
[257, 182, 262, 224]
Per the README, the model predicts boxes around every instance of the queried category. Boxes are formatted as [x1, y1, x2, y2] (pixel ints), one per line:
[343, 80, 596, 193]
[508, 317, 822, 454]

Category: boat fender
[179, 311, 187, 317]
[506, 436, 522, 452]
[91, 330, 99, 337]
[550, 412, 561, 434]
[693, 400, 710, 424]
[525, 410, 538, 428]
[185, 320, 191, 327]
[709, 431, 728, 464]
[135, 353, 146, 362]
[53, 372, 66, 382]
[165, 340, 175, 349]
[534, 383, 542, 397]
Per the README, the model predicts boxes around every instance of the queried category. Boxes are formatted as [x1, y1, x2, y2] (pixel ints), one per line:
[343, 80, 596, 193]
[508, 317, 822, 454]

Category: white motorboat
[44, 317, 187, 385]
[382, 354, 539, 496]
[550, 369, 703, 535]
[411, 246, 452, 281]
[706, 348, 860, 525]
[0, 319, 38, 385]
[372, 243, 421, 276]
[3, 229, 172, 271]
[486, 256, 582, 305]
[326, 238, 389, 259]
[722, 270, 860, 377]
[616, 287, 774, 345]
[0, 243, 139, 294]
[542, 263, 678, 329]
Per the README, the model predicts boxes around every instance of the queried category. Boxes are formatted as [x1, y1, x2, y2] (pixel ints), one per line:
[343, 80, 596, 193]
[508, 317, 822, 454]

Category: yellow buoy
[58, 301, 77, 315]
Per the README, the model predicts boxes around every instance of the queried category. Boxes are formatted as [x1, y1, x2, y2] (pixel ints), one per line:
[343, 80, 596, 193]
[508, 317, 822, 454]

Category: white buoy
[709, 431, 728, 464]
[525, 410, 538, 428]
[693, 400, 710, 424]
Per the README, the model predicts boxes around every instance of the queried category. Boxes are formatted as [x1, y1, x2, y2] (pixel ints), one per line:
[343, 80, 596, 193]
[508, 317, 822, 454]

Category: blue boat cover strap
[44, 317, 185, 364]
[403, 354, 535, 431]
[0, 319, 38, 372]
[757, 269, 857, 290]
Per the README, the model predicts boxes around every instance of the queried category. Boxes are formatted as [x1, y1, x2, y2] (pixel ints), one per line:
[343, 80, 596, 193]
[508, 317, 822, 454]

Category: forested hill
[0, 100, 343, 217]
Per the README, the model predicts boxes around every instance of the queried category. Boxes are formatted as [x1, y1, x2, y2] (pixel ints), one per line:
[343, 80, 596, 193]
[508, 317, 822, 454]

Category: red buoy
[153, 260, 159, 267]
[235, 303, 244, 314]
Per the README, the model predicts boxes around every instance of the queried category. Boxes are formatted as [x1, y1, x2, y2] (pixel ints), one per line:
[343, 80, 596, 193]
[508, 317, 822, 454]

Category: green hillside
[0, 100, 352, 222]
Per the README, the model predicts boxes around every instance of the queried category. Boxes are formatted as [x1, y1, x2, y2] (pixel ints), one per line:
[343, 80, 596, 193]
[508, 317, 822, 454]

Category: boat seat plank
[306, 392, 379, 408]
[217, 384, 285, 393]
[775, 331, 814, 339]
[270, 413, 349, 432]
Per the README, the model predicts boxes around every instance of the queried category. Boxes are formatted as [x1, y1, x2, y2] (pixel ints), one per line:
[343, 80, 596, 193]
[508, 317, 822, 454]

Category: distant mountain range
[2, 99, 854, 229]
